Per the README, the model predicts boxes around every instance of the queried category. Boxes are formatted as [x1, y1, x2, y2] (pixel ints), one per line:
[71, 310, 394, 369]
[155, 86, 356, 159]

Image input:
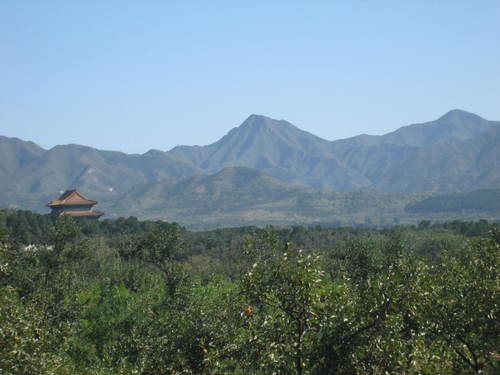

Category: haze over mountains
[1, 109, 499, 227]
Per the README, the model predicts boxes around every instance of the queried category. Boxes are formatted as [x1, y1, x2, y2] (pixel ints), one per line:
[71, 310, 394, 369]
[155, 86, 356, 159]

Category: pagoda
[47, 190, 104, 220]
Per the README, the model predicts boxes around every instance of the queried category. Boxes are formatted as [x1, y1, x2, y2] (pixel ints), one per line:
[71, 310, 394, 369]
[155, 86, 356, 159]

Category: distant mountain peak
[437, 109, 484, 122]
[240, 114, 279, 129]
[144, 149, 165, 156]
[246, 113, 268, 120]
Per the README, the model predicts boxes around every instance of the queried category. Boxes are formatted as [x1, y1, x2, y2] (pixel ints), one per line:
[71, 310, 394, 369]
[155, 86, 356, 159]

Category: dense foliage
[0, 210, 499, 374]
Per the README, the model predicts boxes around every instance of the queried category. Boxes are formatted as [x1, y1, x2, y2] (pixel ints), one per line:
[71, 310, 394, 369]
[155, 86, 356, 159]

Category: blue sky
[1, 1, 499, 153]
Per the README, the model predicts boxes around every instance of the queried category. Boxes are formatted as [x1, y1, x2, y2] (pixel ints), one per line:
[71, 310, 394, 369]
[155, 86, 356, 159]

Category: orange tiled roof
[59, 210, 104, 217]
[47, 190, 98, 207]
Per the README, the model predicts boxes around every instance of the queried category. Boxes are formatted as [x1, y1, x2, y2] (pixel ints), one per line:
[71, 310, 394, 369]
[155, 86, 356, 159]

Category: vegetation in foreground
[0, 210, 499, 374]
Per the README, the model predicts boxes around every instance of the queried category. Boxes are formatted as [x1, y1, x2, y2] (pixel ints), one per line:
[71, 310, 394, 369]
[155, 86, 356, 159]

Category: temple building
[47, 190, 104, 220]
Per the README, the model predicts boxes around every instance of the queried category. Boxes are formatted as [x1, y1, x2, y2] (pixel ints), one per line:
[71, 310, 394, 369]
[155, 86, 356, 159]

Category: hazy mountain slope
[168, 114, 370, 190]
[0, 137, 48, 209]
[112, 167, 308, 216]
[330, 109, 499, 154]
[325, 110, 500, 191]
[169, 114, 335, 166]
[379, 109, 498, 146]
[0, 136, 45, 176]
[167, 110, 499, 192]
[406, 189, 500, 213]
[372, 125, 500, 192]
[0, 138, 202, 212]
[110, 167, 425, 228]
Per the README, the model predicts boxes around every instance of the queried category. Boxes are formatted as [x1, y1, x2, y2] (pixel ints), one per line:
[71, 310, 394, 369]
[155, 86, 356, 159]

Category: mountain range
[1, 109, 499, 228]
[169, 109, 500, 192]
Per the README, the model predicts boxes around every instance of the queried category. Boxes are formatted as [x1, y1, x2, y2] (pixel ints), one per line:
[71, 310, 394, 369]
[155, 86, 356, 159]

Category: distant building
[47, 190, 104, 220]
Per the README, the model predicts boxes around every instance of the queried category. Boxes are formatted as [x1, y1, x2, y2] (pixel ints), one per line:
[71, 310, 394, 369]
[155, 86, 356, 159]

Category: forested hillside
[1, 212, 498, 374]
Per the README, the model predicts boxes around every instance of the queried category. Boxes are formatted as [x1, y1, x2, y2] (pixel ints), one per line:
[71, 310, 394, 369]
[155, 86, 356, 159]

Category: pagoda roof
[47, 190, 98, 207]
[59, 210, 104, 218]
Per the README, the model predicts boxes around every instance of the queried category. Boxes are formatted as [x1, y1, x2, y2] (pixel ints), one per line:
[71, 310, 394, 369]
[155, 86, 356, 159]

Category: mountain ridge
[167, 109, 500, 191]
[1, 109, 499, 224]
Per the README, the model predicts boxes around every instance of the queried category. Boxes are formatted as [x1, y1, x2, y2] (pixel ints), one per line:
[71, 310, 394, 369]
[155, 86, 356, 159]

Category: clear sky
[1, 1, 499, 154]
